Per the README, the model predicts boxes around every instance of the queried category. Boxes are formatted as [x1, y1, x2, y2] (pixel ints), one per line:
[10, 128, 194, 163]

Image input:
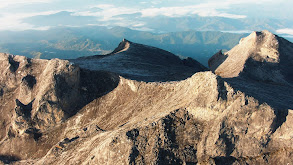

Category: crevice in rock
[8, 56, 19, 72]
[157, 148, 183, 165]
[216, 77, 228, 101]
[22, 75, 37, 89]
[0, 154, 20, 164]
[271, 109, 289, 134]
[59, 136, 80, 148]
[213, 156, 237, 165]
[25, 128, 42, 141]
[15, 99, 34, 119]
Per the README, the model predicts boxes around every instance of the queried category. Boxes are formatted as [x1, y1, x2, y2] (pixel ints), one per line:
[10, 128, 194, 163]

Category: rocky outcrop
[208, 30, 293, 85]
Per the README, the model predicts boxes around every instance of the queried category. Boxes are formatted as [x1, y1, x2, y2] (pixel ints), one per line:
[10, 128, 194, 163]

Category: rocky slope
[71, 39, 207, 82]
[208, 30, 293, 85]
[0, 35, 293, 164]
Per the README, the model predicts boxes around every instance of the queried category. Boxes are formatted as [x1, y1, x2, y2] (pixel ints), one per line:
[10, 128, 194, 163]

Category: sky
[0, 0, 293, 35]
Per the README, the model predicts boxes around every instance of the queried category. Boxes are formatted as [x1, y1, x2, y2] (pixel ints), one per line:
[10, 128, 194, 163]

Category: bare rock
[9, 71, 292, 164]
[0, 37, 293, 164]
[71, 39, 207, 82]
[209, 30, 293, 85]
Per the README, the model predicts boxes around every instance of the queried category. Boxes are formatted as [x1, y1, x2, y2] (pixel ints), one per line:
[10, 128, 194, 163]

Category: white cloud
[74, 2, 247, 20]
[276, 28, 293, 35]
[139, 0, 278, 18]
[194, 10, 246, 19]
[0, 0, 285, 31]
[0, 0, 52, 9]
[72, 4, 139, 21]
[0, 10, 64, 31]
[141, 5, 246, 19]
[133, 23, 145, 27]
[0, 0, 57, 30]
[132, 27, 154, 32]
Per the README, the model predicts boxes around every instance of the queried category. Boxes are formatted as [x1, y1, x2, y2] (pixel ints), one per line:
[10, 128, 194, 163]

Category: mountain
[71, 39, 207, 82]
[0, 26, 248, 66]
[209, 30, 293, 85]
[0, 38, 293, 164]
[22, 11, 293, 34]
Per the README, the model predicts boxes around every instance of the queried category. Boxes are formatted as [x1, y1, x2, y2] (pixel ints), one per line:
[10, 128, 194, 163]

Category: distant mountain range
[23, 11, 293, 34]
[0, 26, 249, 66]
[1, 26, 292, 66]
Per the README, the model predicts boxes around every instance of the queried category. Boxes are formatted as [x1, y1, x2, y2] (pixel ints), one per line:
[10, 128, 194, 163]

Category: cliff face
[0, 35, 293, 164]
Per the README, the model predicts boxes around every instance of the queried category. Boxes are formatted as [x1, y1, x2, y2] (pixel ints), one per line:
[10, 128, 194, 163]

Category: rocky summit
[0, 31, 293, 165]
[208, 30, 293, 85]
[71, 39, 207, 82]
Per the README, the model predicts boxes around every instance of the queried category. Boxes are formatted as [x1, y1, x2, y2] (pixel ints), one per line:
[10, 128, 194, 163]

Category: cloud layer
[74, 2, 247, 19]
[277, 28, 293, 35]
[0, 0, 292, 31]
[0, 0, 51, 9]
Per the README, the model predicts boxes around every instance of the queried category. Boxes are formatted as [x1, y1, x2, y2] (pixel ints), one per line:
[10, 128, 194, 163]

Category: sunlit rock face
[209, 30, 293, 85]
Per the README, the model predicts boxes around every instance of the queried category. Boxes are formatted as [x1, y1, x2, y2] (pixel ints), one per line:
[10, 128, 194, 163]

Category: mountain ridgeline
[71, 39, 207, 82]
[0, 30, 293, 164]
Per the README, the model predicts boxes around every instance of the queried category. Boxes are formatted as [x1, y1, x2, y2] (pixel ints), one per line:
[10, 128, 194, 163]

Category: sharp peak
[239, 30, 279, 45]
[256, 30, 273, 34]
[110, 38, 132, 54]
[122, 38, 131, 43]
[250, 30, 276, 38]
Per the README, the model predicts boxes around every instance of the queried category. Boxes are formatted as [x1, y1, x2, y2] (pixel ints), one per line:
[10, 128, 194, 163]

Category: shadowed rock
[8, 56, 19, 72]
[15, 99, 33, 119]
[0, 155, 20, 164]
[71, 39, 207, 82]
[21, 75, 36, 89]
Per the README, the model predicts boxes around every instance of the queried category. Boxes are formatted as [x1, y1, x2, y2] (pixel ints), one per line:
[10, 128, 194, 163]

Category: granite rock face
[0, 34, 293, 164]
